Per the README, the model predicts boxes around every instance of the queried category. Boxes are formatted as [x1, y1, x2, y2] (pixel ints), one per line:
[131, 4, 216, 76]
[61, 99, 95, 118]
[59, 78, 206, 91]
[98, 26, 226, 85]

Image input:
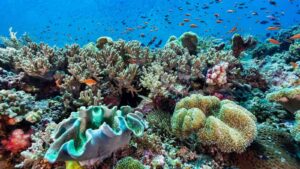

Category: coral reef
[44, 105, 146, 165]
[171, 94, 257, 153]
[206, 62, 229, 86]
[291, 110, 300, 142]
[13, 43, 66, 80]
[232, 124, 300, 169]
[231, 34, 257, 57]
[1, 129, 31, 153]
[267, 86, 300, 113]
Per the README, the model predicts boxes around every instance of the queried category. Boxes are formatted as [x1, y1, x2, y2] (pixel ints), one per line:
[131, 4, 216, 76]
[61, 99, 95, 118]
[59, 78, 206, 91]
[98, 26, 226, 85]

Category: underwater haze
[0, 0, 300, 169]
[0, 0, 299, 46]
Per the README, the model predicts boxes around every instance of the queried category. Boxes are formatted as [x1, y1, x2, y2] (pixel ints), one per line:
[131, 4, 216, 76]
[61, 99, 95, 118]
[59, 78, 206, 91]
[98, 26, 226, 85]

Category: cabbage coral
[171, 94, 257, 153]
[44, 105, 146, 165]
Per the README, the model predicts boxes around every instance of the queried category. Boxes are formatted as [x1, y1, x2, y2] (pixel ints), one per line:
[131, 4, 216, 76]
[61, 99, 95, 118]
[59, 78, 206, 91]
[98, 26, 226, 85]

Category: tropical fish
[290, 62, 299, 70]
[267, 26, 280, 31]
[268, 38, 280, 45]
[290, 34, 300, 40]
[228, 26, 237, 33]
[190, 24, 198, 28]
[81, 78, 97, 86]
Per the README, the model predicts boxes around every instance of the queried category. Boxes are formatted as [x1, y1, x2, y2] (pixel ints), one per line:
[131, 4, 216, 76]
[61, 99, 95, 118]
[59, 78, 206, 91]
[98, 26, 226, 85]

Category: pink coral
[206, 62, 229, 86]
[1, 129, 31, 153]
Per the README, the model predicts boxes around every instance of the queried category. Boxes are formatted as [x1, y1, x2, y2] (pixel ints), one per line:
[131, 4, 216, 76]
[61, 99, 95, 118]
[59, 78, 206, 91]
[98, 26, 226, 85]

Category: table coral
[44, 105, 146, 166]
[171, 94, 257, 153]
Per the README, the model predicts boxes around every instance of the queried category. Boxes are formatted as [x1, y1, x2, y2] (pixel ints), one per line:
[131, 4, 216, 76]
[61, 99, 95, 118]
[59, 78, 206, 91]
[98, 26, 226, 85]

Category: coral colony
[0, 25, 300, 169]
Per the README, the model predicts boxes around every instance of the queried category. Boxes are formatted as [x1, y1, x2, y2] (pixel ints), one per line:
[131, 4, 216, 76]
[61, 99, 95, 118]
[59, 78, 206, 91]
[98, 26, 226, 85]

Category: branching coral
[13, 42, 66, 80]
[171, 94, 257, 153]
[44, 105, 146, 166]
[141, 42, 204, 98]
[0, 47, 16, 68]
[63, 39, 151, 108]
[267, 86, 300, 113]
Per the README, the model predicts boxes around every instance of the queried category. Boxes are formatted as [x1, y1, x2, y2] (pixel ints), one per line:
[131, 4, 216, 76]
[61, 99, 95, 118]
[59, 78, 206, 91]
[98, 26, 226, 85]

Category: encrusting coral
[44, 105, 146, 166]
[171, 94, 257, 153]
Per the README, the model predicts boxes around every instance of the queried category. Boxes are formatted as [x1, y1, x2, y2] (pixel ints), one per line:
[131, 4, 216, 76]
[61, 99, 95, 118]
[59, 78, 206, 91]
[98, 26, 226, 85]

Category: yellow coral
[171, 94, 257, 153]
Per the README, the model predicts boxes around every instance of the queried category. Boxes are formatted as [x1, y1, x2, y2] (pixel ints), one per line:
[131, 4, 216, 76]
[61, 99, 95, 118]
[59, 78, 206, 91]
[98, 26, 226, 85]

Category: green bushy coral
[115, 157, 145, 169]
[171, 94, 257, 153]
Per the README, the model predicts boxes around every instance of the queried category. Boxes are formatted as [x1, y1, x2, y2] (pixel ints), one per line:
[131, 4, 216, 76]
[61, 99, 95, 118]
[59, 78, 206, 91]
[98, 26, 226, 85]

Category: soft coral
[1, 129, 31, 153]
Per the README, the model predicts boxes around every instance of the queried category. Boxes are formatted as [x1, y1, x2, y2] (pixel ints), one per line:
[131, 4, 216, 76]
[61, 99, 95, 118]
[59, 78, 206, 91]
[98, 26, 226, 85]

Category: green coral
[115, 157, 145, 169]
[171, 94, 257, 153]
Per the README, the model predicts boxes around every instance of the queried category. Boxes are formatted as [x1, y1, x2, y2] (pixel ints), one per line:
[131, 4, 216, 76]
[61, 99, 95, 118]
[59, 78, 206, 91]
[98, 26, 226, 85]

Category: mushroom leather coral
[171, 94, 257, 153]
[44, 105, 146, 164]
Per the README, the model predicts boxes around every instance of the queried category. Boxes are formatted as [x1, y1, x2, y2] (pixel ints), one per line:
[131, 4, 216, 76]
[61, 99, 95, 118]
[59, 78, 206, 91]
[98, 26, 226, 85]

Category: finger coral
[44, 105, 146, 165]
[171, 94, 257, 153]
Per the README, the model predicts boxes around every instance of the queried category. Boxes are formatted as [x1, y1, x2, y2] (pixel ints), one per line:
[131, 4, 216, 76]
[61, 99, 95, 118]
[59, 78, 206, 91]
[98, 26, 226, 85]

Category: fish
[267, 26, 280, 31]
[81, 78, 97, 86]
[290, 62, 298, 70]
[190, 24, 198, 28]
[228, 26, 237, 33]
[290, 34, 300, 40]
[227, 9, 235, 13]
[216, 19, 223, 23]
[260, 20, 269, 24]
[268, 38, 280, 45]
[183, 19, 190, 22]
[155, 40, 162, 48]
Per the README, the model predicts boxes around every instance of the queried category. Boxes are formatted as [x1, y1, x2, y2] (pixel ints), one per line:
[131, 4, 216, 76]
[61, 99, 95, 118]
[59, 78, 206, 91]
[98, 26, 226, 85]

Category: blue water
[0, 0, 299, 47]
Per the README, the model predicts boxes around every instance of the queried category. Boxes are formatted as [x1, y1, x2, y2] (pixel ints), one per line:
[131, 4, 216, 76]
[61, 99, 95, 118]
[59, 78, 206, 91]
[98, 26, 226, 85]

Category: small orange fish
[228, 26, 237, 33]
[290, 62, 298, 70]
[179, 22, 184, 26]
[185, 13, 191, 16]
[267, 26, 280, 31]
[81, 78, 97, 86]
[268, 38, 280, 45]
[190, 24, 198, 28]
[290, 34, 300, 40]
